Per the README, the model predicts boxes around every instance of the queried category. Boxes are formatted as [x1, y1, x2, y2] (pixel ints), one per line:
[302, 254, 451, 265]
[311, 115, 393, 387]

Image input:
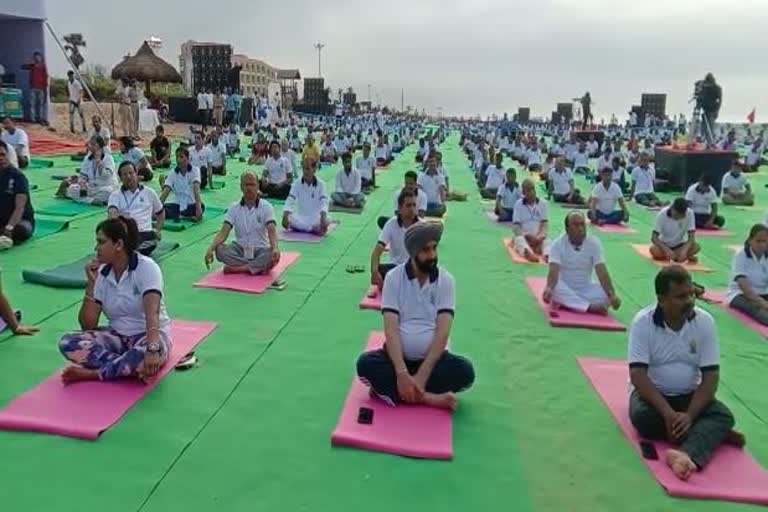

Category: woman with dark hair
[58, 216, 171, 384]
[725, 224, 768, 325]
[118, 136, 153, 182]
[56, 135, 117, 205]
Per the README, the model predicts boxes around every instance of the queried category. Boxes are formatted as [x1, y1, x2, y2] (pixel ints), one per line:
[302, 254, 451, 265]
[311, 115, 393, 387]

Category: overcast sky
[45, 0, 768, 122]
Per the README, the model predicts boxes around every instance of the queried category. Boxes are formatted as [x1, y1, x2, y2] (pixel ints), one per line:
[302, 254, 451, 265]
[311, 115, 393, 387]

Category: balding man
[204, 172, 280, 275]
[512, 179, 551, 262]
[543, 212, 621, 315]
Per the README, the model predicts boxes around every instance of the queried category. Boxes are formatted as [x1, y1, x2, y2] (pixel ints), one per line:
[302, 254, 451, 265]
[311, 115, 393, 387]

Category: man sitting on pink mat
[588, 167, 629, 226]
[512, 179, 551, 262]
[542, 211, 621, 315]
[650, 198, 700, 264]
[357, 222, 474, 410]
[205, 172, 281, 276]
[282, 157, 331, 235]
[628, 266, 744, 481]
[59, 216, 171, 384]
[369, 189, 420, 294]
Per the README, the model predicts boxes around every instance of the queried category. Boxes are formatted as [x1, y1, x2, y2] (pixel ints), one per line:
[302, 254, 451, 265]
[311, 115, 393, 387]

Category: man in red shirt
[21, 52, 48, 125]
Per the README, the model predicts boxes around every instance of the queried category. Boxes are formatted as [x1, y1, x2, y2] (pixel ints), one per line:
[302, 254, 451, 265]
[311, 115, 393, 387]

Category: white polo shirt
[591, 181, 623, 214]
[107, 186, 163, 232]
[321, 143, 336, 158]
[284, 177, 329, 216]
[611, 166, 625, 184]
[484, 165, 506, 190]
[93, 254, 171, 337]
[207, 141, 227, 167]
[549, 234, 604, 290]
[628, 305, 719, 396]
[631, 165, 656, 196]
[67, 79, 83, 103]
[355, 155, 375, 180]
[392, 188, 428, 213]
[381, 263, 455, 360]
[497, 182, 522, 210]
[224, 198, 275, 249]
[417, 171, 445, 205]
[527, 150, 542, 165]
[197, 93, 206, 110]
[188, 146, 213, 170]
[573, 151, 589, 168]
[726, 247, 768, 305]
[264, 156, 291, 183]
[80, 153, 117, 193]
[653, 206, 695, 246]
[375, 144, 389, 160]
[721, 172, 748, 195]
[1, 128, 29, 159]
[164, 165, 201, 210]
[550, 168, 574, 196]
[378, 217, 417, 265]
[121, 147, 147, 166]
[685, 184, 718, 215]
[513, 197, 548, 236]
[335, 168, 361, 195]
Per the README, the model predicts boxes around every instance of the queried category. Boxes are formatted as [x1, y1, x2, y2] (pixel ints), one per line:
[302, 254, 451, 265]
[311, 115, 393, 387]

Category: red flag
[747, 108, 756, 124]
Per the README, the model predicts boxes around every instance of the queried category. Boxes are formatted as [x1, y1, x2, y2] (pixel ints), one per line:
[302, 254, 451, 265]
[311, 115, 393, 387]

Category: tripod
[689, 104, 716, 147]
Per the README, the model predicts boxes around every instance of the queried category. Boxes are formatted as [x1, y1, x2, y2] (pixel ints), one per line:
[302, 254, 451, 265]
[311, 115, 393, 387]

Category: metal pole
[45, 21, 110, 132]
[314, 42, 325, 77]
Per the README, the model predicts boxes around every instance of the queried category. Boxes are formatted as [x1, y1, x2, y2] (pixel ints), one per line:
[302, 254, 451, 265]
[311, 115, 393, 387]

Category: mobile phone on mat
[639, 440, 658, 460]
[357, 407, 374, 425]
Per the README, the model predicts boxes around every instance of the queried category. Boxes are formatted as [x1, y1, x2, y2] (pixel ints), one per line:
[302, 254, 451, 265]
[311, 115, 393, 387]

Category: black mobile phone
[640, 440, 658, 460]
[357, 407, 374, 425]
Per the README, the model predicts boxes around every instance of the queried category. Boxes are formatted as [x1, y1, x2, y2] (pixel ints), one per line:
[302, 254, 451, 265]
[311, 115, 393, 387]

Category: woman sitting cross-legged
[58, 216, 172, 384]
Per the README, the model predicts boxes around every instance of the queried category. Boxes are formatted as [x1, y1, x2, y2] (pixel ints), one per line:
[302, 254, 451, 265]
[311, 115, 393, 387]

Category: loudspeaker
[517, 107, 530, 123]
[168, 97, 199, 123]
[641, 93, 667, 118]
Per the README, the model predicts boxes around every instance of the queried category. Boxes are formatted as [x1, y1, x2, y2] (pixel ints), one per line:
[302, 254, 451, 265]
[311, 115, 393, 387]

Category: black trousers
[694, 212, 725, 229]
[165, 203, 205, 220]
[356, 347, 475, 403]
[0, 218, 33, 243]
[138, 231, 157, 256]
[261, 181, 291, 200]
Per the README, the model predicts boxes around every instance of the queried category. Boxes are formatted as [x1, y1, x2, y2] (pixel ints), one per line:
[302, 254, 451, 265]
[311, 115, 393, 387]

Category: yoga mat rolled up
[29, 158, 55, 169]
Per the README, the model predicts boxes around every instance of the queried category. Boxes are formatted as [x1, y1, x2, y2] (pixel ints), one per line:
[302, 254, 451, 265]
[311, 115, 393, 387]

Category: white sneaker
[0, 236, 13, 251]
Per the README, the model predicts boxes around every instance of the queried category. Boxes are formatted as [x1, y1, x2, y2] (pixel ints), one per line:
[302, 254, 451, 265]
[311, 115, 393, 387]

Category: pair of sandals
[346, 265, 366, 274]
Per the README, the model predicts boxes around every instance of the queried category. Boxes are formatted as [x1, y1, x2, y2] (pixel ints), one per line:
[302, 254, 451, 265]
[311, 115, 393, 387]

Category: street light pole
[314, 42, 325, 77]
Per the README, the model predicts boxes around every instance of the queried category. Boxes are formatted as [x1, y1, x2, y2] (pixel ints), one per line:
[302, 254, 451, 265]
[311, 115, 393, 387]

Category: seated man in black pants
[357, 222, 475, 410]
[685, 175, 725, 229]
[108, 161, 165, 255]
[369, 189, 420, 294]
[261, 141, 293, 199]
[148, 125, 171, 169]
[0, 140, 34, 250]
[377, 171, 427, 229]
[160, 147, 205, 221]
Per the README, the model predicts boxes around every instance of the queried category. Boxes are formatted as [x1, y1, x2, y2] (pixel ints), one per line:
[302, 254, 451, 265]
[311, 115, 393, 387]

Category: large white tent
[0, 0, 47, 119]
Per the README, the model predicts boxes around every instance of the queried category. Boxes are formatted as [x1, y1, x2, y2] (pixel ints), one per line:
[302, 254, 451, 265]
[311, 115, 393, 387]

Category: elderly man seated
[543, 211, 621, 314]
[720, 163, 754, 206]
[512, 179, 551, 262]
[205, 172, 281, 275]
[56, 135, 117, 205]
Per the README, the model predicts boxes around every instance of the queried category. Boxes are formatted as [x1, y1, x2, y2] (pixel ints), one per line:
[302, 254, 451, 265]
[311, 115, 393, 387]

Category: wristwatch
[5, 224, 14, 233]
[147, 341, 161, 353]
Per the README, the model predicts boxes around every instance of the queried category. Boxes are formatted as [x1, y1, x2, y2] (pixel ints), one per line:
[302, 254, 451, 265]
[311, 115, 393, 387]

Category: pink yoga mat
[502, 238, 546, 265]
[578, 357, 768, 505]
[359, 287, 382, 310]
[702, 290, 768, 338]
[525, 277, 625, 331]
[696, 228, 733, 238]
[194, 252, 300, 294]
[591, 222, 636, 234]
[0, 319, 217, 440]
[279, 222, 338, 243]
[331, 332, 453, 460]
[630, 244, 713, 273]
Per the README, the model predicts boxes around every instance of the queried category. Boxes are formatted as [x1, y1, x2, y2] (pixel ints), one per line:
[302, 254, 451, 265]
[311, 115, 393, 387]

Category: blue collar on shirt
[120, 184, 143, 193]
[652, 305, 696, 328]
[522, 197, 540, 206]
[175, 164, 192, 174]
[100, 251, 139, 277]
[301, 177, 318, 187]
[239, 197, 260, 208]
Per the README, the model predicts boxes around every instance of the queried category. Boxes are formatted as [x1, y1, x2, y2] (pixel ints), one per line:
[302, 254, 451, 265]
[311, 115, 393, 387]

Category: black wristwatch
[147, 341, 161, 353]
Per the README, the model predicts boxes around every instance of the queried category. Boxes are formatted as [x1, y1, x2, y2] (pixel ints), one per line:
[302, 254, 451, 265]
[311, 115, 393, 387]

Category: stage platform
[655, 145, 738, 193]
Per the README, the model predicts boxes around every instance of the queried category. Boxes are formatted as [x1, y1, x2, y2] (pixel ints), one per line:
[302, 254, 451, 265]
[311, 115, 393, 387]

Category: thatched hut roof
[111, 42, 182, 83]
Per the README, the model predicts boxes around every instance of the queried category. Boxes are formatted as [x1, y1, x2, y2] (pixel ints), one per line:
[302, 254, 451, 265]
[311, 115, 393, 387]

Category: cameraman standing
[698, 73, 722, 147]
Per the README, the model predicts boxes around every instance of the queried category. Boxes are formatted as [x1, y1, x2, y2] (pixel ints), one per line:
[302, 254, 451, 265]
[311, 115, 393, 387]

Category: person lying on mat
[188, 132, 214, 190]
[512, 179, 551, 262]
[118, 137, 153, 182]
[588, 167, 629, 225]
[724, 223, 768, 325]
[261, 141, 293, 200]
[57, 135, 117, 205]
[160, 147, 204, 222]
[59, 216, 172, 384]
[650, 198, 700, 264]
[0, 141, 35, 249]
[148, 125, 171, 169]
[686, 175, 725, 230]
[0, 116, 29, 169]
[630, 153, 664, 208]
[108, 161, 165, 256]
[543, 211, 621, 315]
[207, 130, 228, 178]
[495, 168, 521, 222]
[0, 275, 38, 336]
[357, 222, 475, 410]
[548, 157, 585, 205]
[628, 265, 743, 481]
[720, 163, 754, 206]
[418, 154, 447, 218]
[370, 189, 420, 293]
[356, 142, 376, 191]
[481, 153, 506, 199]
[332, 152, 365, 209]
[282, 157, 330, 235]
[205, 172, 280, 275]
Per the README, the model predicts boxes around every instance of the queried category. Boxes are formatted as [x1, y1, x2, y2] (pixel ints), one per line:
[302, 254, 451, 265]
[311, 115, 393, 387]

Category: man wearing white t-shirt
[417, 154, 447, 217]
[1, 117, 30, 169]
[197, 90, 208, 129]
[745, 139, 764, 172]
[650, 198, 700, 263]
[282, 157, 330, 235]
[685, 175, 724, 229]
[357, 222, 474, 409]
[720, 164, 754, 206]
[332, 153, 365, 209]
[205, 172, 281, 275]
[495, 169, 521, 222]
[572, 143, 590, 175]
[630, 153, 664, 208]
[207, 131, 228, 178]
[481, 154, 506, 199]
[512, 179, 551, 262]
[588, 167, 629, 225]
[108, 160, 165, 255]
[548, 157, 585, 205]
[262, 141, 293, 199]
[628, 266, 741, 481]
[67, 71, 86, 134]
[543, 211, 621, 315]
[160, 147, 204, 221]
[188, 132, 214, 190]
[369, 189, 420, 291]
[356, 142, 376, 190]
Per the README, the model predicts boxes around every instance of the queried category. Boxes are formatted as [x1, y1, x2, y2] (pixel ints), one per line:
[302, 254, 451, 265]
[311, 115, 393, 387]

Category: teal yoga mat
[35, 201, 103, 218]
[29, 158, 55, 169]
[163, 205, 227, 232]
[35, 217, 70, 239]
[21, 241, 181, 288]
